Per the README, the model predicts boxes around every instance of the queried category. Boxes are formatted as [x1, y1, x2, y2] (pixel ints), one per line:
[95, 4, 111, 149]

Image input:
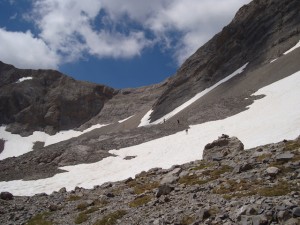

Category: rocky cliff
[0, 61, 116, 135]
[150, 0, 300, 121]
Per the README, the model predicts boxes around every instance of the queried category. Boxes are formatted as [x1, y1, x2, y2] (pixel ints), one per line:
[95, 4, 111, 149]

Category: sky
[0, 0, 251, 88]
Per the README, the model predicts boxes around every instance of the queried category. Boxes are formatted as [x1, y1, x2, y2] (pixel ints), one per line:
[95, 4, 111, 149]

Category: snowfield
[1, 70, 300, 196]
[0, 124, 108, 160]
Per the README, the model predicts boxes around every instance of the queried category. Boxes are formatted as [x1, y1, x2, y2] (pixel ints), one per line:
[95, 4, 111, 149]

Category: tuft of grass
[93, 199, 108, 208]
[74, 212, 89, 224]
[191, 161, 216, 171]
[128, 195, 152, 208]
[178, 174, 210, 186]
[256, 153, 272, 162]
[67, 195, 81, 201]
[77, 202, 89, 211]
[284, 141, 300, 151]
[74, 206, 100, 224]
[181, 215, 195, 225]
[258, 181, 291, 197]
[84, 206, 99, 214]
[214, 179, 261, 199]
[127, 180, 159, 195]
[203, 165, 233, 179]
[26, 212, 53, 225]
[93, 210, 127, 225]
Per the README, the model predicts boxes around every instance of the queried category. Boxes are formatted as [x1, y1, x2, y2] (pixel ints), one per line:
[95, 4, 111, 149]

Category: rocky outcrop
[203, 135, 244, 161]
[0, 136, 299, 225]
[0, 61, 115, 135]
[150, 0, 300, 121]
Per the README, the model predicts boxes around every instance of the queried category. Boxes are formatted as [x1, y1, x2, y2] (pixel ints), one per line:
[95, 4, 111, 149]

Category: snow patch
[284, 40, 300, 55]
[1, 70, 300, 196]
[139, 63, 248, 127]
[0, 124, 108, 160]
[138, 110, 154, 127]
[16, 77, 33, 83]
[118, 115, 134, 123]
[270, 58, 278, 63]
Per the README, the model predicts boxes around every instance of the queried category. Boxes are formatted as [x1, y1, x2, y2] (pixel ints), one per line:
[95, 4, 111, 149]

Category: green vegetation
[93, 199, 109, 208]
[213, 179, 261, 199]
[93, 210, 127, 225]
[26, 212, 53, 225]
[75, 212, 89, 224]
[74, 206, 101, 224]
[84, 206, 99, 214]
[191, 161, 216, 171]
[215, 179, 297, 199]
[178, 174, 210, 186]
[179, 165, 233, 186]
[258, 181, 291, 197]
[128, 195, 152, 208]
[180, 215, 195, 225]
[127, 180, 159, 194]
[203, 165, 233, 179]
[284, 140, 300, 151]
[211, 165, 233, 178]
[76, 202, 89, 211]
[67, 195, 81, 201]
[256, 153, 272, 162]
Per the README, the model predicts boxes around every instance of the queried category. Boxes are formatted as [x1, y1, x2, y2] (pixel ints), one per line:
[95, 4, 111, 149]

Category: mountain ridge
[0, 0, 300, 224]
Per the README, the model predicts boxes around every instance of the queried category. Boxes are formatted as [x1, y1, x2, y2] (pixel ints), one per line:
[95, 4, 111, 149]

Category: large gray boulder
[203, 136, 244, 161]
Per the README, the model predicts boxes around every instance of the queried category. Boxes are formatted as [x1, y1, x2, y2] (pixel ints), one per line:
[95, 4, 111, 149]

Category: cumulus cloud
[0, 28, 59, 69]
[0, 0, 251, 69]
[32, 0, 151, 62]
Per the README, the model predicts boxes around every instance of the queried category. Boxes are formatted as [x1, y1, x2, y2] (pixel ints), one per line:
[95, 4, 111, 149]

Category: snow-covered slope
[0, 124, 108, 160]
[1, 70, 299, 196]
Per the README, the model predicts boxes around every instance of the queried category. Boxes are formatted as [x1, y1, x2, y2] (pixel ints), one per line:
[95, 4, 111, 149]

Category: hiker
[163, 118, 166, 123]
[177, 119, 180, 124]
[185, 129, 188, 134]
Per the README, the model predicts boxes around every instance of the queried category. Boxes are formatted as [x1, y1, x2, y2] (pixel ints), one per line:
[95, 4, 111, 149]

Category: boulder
[0, 192, 13, 200]
[155, 184, 174, 198]
[203, 136, 244, 161]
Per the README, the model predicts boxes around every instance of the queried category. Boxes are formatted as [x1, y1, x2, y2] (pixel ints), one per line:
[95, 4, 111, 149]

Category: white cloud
[144, 0, 252, 63]
[0, 28, 59, 69]
[32, 0, 150, 62]
[96, 0, 251, 63]
[0, 0, 252, 69]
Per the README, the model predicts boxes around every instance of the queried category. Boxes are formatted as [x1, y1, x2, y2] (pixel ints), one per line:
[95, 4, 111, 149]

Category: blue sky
[0, 0, 250, 88]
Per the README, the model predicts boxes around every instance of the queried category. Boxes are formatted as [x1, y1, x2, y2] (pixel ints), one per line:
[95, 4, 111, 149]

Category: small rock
[0, 192, 13, 200]
[155, 184, 174, 198]
[276, 152, 295, 162]
[59, 187, 67, 193]
[106, 193, 115, 198]
[292, 207, 300, 217]
[251, 215, 268, 225]
[266, 167, 279, 175]
[48, 204, 59, 211]
[160, 174, 179, 185]
[277, 210, 291, 222]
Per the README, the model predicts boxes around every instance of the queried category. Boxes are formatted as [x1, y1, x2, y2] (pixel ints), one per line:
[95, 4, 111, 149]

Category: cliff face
[0, 61, 115, 135]
[150, 0, 300, 121]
